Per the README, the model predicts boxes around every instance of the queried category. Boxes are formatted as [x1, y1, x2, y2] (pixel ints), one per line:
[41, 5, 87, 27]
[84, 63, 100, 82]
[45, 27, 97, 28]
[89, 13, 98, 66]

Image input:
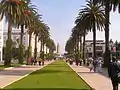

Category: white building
[3, 28, 49, 58]
[0, 20, 3, 61]
[85, 40, 105, 57]
[3, 29, 29, 49]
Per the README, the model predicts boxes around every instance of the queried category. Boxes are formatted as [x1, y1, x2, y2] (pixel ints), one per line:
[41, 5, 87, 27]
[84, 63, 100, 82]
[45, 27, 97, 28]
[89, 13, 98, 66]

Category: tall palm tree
[95, 0, 119, 66]
[48, 39, 56, 54]
[65, 37, 75, 56]
[27, 11, 41, 61]
[76, 0, 105, 59]
[38, 23, 50, 57]
[0, 0, 26, 66]
[33, 21, 43, 59]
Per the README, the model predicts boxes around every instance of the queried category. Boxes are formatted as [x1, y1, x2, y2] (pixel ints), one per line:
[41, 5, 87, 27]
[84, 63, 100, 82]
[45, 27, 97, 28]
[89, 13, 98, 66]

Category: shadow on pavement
[84, 66, 109, 78]
[0, 70, 33, 76]
[77, 72, 97, 74]
[2, 88, 91, 90]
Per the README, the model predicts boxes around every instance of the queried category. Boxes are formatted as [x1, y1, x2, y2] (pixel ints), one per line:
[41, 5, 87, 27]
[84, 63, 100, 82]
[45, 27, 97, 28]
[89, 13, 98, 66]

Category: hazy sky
[31, 0, 120, 53]
[16, 0, 120, 53]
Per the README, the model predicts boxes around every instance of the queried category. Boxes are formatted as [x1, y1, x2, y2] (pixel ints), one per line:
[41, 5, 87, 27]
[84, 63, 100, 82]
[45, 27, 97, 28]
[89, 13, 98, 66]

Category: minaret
[57, 43, 60, 54]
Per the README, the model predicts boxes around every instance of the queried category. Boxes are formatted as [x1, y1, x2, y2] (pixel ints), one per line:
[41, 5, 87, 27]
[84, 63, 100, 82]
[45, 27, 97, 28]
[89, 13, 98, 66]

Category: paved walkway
[68, 63, 113, 90]
[0, 60, 53, 89]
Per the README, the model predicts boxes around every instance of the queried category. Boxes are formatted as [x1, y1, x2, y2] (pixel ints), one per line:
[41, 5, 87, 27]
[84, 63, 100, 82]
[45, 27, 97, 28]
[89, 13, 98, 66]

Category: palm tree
[65, 37, 76, 58]
[33, 21, 43, 59]
[95, 0, 119, 66]
[0, 0, 26, 66]
[26, 11, 41, 62]
[76, 0, 105, 60]
[38, 23, 50, 59]
[48, 39, 56, 54]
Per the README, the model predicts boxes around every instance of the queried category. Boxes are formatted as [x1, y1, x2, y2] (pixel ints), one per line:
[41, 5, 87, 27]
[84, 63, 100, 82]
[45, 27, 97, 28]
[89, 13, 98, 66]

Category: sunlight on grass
[3, 60, 91, 90]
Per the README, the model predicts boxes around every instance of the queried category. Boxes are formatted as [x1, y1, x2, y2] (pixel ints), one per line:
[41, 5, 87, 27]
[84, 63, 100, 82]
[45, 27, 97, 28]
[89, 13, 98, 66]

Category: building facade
[0, 20, 3, 61]
[3, 29, 46, 58]
[3, 29, 29, 49]
[85, 40, 105, 57]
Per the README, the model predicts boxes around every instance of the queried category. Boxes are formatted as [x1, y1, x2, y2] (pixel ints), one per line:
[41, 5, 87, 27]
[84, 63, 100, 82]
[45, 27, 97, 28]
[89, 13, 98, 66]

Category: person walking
[93, 59, 97, 72]
[97, 58, 103, 72]
[89, 60, 93, 72]
[38, 58, 41, 66]
[108, 56, 120, 90]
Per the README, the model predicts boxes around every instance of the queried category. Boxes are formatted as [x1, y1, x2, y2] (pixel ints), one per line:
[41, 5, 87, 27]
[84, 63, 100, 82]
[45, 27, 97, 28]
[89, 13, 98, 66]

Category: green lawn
[3, 60, 91, 90]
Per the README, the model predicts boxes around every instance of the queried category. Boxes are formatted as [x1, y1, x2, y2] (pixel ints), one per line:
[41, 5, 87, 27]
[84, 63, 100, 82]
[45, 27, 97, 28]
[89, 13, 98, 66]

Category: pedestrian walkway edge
[65, 61, 94, 90]
[0, 61, 54, 89]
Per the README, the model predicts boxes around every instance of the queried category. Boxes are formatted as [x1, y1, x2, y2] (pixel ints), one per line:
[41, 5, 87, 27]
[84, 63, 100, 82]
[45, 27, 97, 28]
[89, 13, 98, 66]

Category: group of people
[28, 57, 45, 66]
[66, 58, 82, 66]
[66, 56, 120, 90]
[88, 57, 103, 72]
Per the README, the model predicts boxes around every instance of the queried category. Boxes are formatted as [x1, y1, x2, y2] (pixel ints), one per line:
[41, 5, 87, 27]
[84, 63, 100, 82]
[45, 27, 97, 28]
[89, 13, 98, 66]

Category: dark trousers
[93, 66, 97, 72]
[111, 78, 118, 90]
[39, 61, 41, 66]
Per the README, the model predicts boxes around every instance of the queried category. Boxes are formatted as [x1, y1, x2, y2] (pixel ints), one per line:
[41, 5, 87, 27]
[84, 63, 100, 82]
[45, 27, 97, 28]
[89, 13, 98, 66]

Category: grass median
[3, 60, 91, 90]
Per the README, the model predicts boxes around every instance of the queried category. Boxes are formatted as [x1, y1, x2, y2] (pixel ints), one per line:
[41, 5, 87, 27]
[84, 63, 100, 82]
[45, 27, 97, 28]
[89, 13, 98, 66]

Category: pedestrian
[79, 59, 82, 66]
[108, 56, 120, 90]
[93, 59, 97, 72]
[33, 58, 37, 65]
[28, 57, 31, 65]
[41, 59, 44, 66]
[89, 60, 93, 72]
[38, 58, 41, 66]
[97, 58, 103, 72]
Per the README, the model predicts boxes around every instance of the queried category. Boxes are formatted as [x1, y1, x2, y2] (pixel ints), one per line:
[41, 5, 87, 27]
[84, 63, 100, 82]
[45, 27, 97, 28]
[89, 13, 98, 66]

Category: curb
[0, 61, 54, 89]
[0, 64, 27, 71]
[65, 61, 94, 90]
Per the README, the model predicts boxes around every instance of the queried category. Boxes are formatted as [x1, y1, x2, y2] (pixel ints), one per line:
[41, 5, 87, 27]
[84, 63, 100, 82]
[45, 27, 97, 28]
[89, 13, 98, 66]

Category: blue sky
[3, 0, 116, 53]
[31, 0, 86, 53]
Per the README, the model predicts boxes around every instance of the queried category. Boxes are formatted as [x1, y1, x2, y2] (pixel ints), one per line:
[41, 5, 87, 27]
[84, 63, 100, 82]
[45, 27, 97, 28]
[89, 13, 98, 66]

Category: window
[24, 36, 26, 40]
[89, 48, 91, 51]
[96, 46, 102, 50]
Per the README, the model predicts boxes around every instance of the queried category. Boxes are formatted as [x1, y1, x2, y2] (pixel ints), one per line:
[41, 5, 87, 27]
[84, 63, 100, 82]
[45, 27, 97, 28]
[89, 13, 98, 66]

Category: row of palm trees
[65, 0, 120, 66]
[0, 0, 56, 66]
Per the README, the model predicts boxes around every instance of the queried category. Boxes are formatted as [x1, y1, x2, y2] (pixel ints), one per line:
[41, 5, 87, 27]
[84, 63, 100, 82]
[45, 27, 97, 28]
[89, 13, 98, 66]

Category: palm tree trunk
[20, 25, 24, 45]
[18, 24, 24, 64]
[77, 36, 79, 52]
[82, 31, 86, 65]
[93, 19, 96, 59]
[34, 35, 37, 59]
[28, 33, 32, 59]
[43, 40, 45, 53]
[46, 47, 48, 54]
[104, 1, 110, 67]
[80, 36, 82, 58]
[43, 39, 45, 59]
[8, 18, 12, 40]
[40, 40, 43, 52]
[4, 18, 12, 66]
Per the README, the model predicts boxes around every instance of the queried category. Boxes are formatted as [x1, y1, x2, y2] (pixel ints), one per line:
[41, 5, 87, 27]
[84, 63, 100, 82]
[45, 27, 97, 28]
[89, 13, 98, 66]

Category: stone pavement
[0, 60, 54, 89]
[68, 63, 114, 90]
